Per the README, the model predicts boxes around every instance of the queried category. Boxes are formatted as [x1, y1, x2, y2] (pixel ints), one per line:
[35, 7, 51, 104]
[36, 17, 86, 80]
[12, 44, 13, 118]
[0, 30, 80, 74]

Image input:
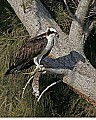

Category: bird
[5, 27, 59, 75]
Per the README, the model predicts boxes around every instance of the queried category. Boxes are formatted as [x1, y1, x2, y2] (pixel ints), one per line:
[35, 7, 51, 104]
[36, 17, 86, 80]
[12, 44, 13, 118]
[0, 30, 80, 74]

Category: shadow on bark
[42, 50, 85, 69]
[0, 0, 96, 117]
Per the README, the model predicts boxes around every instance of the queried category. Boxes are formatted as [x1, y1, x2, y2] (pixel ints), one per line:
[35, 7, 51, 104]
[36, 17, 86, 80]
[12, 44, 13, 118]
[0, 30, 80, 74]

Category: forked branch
[63, 0, 83, 28]
[22, 67, 39, 98]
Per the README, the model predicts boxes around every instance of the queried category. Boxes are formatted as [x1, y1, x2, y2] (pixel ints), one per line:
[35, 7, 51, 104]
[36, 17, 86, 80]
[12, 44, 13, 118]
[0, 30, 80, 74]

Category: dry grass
[0, 0, 96, 117]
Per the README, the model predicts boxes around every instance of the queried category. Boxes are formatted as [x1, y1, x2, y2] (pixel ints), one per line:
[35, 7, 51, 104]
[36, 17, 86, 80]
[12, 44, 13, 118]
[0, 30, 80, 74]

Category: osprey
[5, 27, 59, 75]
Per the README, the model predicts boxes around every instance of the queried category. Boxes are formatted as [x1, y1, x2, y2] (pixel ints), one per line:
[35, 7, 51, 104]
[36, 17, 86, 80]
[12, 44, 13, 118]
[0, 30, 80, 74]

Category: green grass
[0, 0, 35, 117]
[0, 0, 96, 117]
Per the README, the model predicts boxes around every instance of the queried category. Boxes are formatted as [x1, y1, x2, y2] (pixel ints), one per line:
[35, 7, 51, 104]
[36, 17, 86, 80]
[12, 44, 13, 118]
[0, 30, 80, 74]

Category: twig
[22, 67, 38, 98]
[63, 0, 77, 20]
[37, 80, 62, 102]
[63, 0, 83, 27]
[22, 75, 34, 98]
[71, 0, 77, 7]
[83, 21, 95, 40]
[89, 21, 95, 32]
[23, 68, 38, 75]
[45, 68, 69, 75]
[9, 102, 12, 113]
[21, 67, 71, 99]
[91, 0, 95, 6]
[0, 97, 7, 108]
[22, 67, 71, 99]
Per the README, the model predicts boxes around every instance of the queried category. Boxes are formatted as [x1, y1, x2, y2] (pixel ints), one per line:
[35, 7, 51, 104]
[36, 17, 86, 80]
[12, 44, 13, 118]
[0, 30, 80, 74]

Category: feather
[5, 27, 58, 75]
[5, 34, 48, 75]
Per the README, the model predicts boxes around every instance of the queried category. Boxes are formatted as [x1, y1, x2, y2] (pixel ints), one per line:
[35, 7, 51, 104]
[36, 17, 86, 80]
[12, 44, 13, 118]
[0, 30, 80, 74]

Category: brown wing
[15, 35, 48, 66]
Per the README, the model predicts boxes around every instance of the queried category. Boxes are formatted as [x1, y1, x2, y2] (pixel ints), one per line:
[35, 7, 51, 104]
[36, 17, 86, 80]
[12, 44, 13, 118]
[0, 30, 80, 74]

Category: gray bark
[7, 0, 96, 105]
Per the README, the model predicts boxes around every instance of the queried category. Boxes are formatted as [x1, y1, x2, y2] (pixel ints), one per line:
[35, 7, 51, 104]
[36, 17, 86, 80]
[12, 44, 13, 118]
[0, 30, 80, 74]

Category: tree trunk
[6, 0, 96, 105]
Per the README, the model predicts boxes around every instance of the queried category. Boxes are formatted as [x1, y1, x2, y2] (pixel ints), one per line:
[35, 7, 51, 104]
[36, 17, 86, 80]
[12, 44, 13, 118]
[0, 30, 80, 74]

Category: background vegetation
[0, 0, 96, 117]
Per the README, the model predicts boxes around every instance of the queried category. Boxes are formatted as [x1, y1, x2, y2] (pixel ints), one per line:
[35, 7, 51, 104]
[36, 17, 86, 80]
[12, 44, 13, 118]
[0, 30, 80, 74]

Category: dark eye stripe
[47, 30, 55, 35]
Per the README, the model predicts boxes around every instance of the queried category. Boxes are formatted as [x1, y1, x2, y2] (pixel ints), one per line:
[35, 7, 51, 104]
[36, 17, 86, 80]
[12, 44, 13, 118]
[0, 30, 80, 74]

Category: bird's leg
[37, 65, 46, 74]
[34, 57, 46, 73]
[35, 64, 46, 74]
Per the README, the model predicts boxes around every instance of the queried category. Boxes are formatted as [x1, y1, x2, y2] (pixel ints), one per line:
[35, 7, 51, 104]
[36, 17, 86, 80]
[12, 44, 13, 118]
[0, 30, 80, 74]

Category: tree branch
[37, 80, 62, 102]
[7, 0, 96, 104]
[69, 0, 93, 53]
[63, 0, 83, 28]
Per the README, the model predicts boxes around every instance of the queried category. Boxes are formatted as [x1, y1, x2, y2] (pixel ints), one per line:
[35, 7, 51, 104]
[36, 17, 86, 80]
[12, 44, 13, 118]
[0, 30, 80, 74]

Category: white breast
[34, 34, 55, 64]
[45, 33, 55, 50]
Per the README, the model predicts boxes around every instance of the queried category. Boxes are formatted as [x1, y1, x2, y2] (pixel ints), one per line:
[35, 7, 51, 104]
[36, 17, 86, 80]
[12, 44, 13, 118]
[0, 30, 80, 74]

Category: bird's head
[46, 27, 59, 38]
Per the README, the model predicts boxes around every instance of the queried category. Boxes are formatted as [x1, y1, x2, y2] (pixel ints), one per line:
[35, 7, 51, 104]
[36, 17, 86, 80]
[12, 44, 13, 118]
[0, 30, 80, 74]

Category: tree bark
[7, 0, 96, 105]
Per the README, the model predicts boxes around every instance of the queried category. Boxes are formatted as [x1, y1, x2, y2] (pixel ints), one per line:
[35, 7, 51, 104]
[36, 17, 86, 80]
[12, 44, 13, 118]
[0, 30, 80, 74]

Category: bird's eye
[47, 28, 56, 35]
[47, 29, 50, 34]
[47, 29, 51, 35]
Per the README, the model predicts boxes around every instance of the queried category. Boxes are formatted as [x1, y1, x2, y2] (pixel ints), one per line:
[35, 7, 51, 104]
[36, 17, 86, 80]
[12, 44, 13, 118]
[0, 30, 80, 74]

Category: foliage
[0, 0, 96, 117]
[40, 0, 79, 34]
[84, 25, 96, 68]
[0, 0, 35, 117]
[40, 0, 71, 34]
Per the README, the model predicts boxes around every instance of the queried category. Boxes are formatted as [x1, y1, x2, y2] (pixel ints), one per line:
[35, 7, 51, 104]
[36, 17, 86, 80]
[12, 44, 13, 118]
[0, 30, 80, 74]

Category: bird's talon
[36, 65, 46, 72]
[5, 27, 58, 75]
[42, 70, 46, 74]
